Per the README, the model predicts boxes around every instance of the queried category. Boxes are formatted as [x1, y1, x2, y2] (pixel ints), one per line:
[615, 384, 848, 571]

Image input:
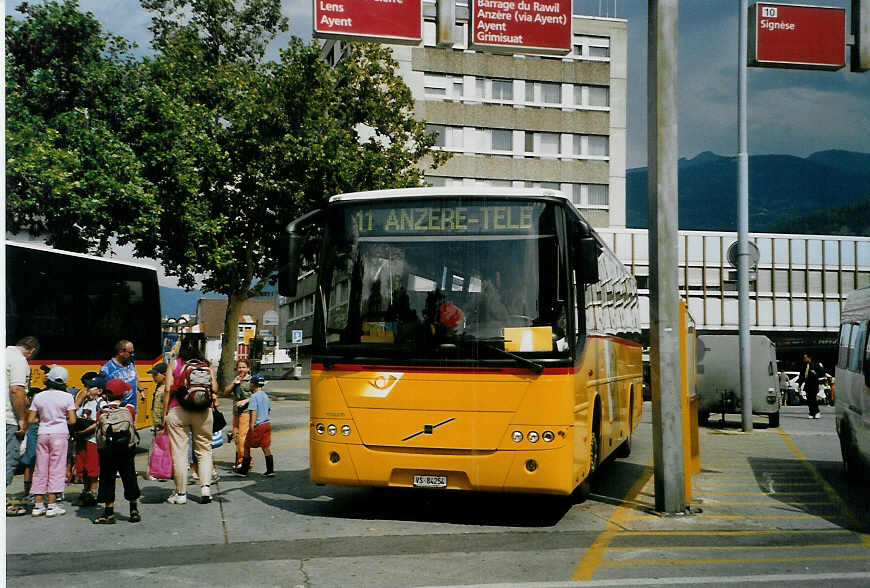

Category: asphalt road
[5, 386, 870, 587]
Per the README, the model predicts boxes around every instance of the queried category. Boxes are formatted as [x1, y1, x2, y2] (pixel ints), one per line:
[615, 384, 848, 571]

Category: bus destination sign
[749, 3, 846, 70]
[348, 203, 543, 236]
[470, 0, 571, 55]
[313, 0, 422, 44]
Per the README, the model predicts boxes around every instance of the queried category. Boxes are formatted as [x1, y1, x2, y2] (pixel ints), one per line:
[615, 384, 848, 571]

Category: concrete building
[598, 228, 870, 365]
[320, 2, 628, 228]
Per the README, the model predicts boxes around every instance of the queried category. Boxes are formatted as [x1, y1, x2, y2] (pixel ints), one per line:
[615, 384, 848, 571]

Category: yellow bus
[281, 188, 642, 496]
[5, 241, 163, 430]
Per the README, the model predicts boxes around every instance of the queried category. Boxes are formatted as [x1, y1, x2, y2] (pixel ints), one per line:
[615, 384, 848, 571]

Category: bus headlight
[315, 423, 325, 435]
[327, 424, 337, 436]
[341, 424, 351, 436]
[528, 431, 539, 443]
[542, 430, 555, 442]
[512, 431, 523, 443]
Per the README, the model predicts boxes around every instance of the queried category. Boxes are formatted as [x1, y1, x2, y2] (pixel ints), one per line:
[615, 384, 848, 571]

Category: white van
[695, 334, 781, 427]
[835, 286, 870, 480]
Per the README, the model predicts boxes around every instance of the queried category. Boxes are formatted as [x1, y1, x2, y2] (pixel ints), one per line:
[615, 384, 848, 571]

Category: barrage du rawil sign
[471, 0, 571, 54]
[314, 0, 422, 44]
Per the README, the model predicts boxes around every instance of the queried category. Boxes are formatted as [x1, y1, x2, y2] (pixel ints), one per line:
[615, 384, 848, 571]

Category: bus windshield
[320, 198, 570, 361]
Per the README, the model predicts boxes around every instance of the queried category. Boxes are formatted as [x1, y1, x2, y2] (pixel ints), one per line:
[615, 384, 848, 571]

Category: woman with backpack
[162, 338, 217, 505]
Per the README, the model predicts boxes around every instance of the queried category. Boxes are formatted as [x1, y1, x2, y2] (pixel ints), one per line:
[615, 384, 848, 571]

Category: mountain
[626, 150, 870, 234]
[159, 286, 223, 318]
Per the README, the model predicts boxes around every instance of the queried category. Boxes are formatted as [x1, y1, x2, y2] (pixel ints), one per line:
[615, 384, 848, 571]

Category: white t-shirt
[77, 397, 106, 444]
[30, 389, 75, 435]
[6, 346, 31, 425]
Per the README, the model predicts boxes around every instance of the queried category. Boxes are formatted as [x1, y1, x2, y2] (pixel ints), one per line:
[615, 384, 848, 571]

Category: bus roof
[5, 240, 159, 273]
[328, 186, 571, 204]
[842, 286, 870, 323]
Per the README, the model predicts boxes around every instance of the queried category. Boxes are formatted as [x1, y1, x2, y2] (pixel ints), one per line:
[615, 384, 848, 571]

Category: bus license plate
[413, 475, 447, 488]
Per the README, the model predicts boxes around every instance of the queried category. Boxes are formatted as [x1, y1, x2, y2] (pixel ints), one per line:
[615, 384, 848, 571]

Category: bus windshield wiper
[452, 336, 544, 374]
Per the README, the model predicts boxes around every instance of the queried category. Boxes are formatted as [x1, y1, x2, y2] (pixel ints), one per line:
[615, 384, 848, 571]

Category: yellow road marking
[709, 501, 835, 506]
[623, 514, 835, 521]
[695, 490, 826, 496]
[777, 428, 865, 531]
[571, 463, 654, 581]
[601, 554, 870, 566]
[607, 542, 862, 552]
[611, 529, 852, 537]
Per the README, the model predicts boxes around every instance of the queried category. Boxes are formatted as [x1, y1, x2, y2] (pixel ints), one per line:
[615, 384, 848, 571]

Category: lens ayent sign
[314, 0, 422, 44]
[471, 0, 571, 54]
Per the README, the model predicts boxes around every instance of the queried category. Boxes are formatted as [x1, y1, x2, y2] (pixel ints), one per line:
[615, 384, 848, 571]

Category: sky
[6, 0, 865, 168]
[5, 0, 869, 285]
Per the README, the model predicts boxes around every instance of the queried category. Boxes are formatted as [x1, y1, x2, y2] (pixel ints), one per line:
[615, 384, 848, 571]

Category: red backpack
[173, 359, 213, 411]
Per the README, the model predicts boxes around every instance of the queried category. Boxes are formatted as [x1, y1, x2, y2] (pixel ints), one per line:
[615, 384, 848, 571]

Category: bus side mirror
[278, 234, 300, 297]
[865, 359, 870, 388]
[278, 209, 325, 297]
[577, 237, 599, 284]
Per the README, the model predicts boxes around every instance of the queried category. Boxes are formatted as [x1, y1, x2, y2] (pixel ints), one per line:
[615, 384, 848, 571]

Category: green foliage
[767, 199, 870, 237]
[6, 0, 158, 253]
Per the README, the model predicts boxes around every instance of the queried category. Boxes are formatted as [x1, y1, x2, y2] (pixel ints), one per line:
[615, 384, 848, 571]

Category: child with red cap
[93, 378, 141, 524]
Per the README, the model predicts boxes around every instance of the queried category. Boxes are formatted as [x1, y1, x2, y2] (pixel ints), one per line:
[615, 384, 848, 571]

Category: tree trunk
[218, 293, 246, 395]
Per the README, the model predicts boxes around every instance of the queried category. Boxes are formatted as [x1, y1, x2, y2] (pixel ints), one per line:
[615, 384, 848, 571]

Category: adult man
[100, 340, 138, 411]
[6, 336, 39, 515]
[798, 352, 823, 419]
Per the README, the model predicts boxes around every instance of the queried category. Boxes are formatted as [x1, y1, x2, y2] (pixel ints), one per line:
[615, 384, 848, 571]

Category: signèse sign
[471, 0, 571, 54]
[749, 3, 846, 70]
[314, 0, 422, 44]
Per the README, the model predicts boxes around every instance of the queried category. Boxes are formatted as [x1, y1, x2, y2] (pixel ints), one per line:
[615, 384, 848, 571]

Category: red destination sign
[471, 0, 571, 54]
[313, 0, 422, 44]
[749, 3, 846, 70]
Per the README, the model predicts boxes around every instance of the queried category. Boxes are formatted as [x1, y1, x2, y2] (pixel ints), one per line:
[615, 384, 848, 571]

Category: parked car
[779, 371, 801, 406]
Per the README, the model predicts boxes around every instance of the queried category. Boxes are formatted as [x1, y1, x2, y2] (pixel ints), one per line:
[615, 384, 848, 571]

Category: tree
[6, 0, 159, 254]
[133, 0, 449, 387]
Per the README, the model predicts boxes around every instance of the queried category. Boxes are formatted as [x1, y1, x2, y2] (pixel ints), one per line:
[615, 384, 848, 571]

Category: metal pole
[738, 0, 753, 432]
[648, 0, 685, 514]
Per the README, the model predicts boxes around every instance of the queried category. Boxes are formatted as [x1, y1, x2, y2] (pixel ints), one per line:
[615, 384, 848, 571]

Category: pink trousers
[31, 433, 69, 495]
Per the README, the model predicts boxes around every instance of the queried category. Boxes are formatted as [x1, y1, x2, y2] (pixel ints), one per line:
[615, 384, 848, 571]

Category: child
[27, 365, 76, 517]
[236, 374, 273, 476]
[17, 388, 41, 507]
[93, 378, 141, 524]
[146, 362, 167, 481]
[74, 373, 106, 506]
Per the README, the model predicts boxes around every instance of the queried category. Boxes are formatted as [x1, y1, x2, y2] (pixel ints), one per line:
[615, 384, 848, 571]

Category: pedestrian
[6, 336, 39, 516]
[146, 362, 167, 481]
[236, 374, 274, 477]
[100, 340, 139, 411]
[93, 378, 141, 524]
[798, 352, 823, 419]
[162, 337, 217, 504]
[74, 373, 106, 506]
[223, 358, 252, 471]
[18, 387, 41, 507]
[28, 365, 76, 518]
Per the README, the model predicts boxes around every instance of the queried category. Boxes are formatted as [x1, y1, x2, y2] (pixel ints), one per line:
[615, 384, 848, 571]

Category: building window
[574, 35, 611, 60]
[588, 184, 609, 206]
[587, 85, 609, 107]
[426, 124, 446, 147]
[525, 81, 561, 105]
[541, 82, 561, 104]
[490, 129, 512, 152]
[574, 134, 610, 158]
[492, 78, 513, 100]
[588, 135, 609, 157]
